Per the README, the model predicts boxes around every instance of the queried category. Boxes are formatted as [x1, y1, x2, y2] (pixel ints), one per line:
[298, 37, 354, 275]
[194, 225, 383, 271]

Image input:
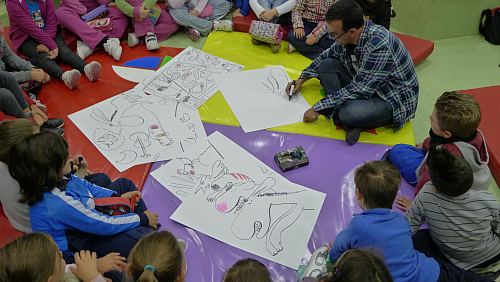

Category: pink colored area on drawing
[216, 202, 228, 212]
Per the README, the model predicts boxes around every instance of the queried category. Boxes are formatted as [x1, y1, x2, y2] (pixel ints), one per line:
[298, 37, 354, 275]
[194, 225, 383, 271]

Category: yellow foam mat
[199, 32, 415, 146]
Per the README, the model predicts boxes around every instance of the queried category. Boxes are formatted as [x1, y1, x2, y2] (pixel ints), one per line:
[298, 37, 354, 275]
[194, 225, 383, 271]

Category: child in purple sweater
[6, 0, 101, 90]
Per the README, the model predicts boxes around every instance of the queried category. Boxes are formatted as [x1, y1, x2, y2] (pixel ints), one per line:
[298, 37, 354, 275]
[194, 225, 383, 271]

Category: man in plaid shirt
[287, 0, 418, 145]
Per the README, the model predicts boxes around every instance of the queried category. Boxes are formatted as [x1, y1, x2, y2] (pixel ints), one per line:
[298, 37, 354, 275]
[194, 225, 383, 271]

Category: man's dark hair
[427, 146, 473, 197]
[326, 0, 365, 32]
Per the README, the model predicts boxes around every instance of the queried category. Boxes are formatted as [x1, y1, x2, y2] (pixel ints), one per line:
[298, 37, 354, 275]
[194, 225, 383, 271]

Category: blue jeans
[288, 20, 335, 59]
[387, 144, 425, 186]
[317, 57, 393, 129]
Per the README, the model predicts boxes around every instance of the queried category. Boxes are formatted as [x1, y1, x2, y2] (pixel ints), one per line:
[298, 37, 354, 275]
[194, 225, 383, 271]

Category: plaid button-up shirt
[300, 21, 419, 131]
[292, 0, 336, 37]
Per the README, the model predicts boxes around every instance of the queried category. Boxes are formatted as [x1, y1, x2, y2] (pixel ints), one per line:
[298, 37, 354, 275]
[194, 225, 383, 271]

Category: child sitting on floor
[223, 258, 272, 282]
[407, 147, 500, 279]
[386, 91, 491, 211]
[168, 0, 233, 42]
[312, 160, 491, 282]
[310, 249, 392, 282]
[250, 0, 296, 24]
[5, 0, 101, 90]
[8, 131, 159, 263]
[126, 230, 187, 282]
[288, 0, 335, 59]
[116, 0, 179, 51]
[0, 233, 126, 282]
[232, 0, 250, 17]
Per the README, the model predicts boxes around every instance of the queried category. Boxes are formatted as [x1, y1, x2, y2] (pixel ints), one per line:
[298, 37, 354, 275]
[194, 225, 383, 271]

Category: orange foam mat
[38, 45, 184, 188]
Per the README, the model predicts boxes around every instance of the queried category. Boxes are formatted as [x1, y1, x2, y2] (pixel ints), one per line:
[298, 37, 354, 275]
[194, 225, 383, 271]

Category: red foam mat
[38, 45, 183, 189]
[459, 86, 500, 185]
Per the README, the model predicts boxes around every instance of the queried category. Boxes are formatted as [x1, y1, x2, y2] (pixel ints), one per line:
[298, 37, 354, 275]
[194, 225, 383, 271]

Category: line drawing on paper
[116, 150, 137, 164]
[262, 67, 298, 102]
[166, 144, 315, 256]
[138, 47, 243, 110]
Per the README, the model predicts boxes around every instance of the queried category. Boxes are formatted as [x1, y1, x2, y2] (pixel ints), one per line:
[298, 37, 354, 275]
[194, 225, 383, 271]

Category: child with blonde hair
[223, 258, 272, 282]
[127, 230, 187, 282]
[0, 233, 125, 282]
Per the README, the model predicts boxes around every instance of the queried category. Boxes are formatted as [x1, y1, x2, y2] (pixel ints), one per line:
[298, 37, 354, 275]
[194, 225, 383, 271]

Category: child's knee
[113, 178, 137, 192]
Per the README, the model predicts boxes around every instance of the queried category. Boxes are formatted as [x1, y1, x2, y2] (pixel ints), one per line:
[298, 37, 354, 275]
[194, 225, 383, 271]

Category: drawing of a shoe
[148, 124, 174, 146]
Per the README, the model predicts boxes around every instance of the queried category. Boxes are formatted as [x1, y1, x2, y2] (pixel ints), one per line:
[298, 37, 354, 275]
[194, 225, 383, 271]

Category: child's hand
[144, 210, 159, 229]
[259, 9, 277, 22]
[121, 191, 141, 201]
[47, 48, 59, 59]
[36, 44, 49, 53]
[70, 251, 100, 282]
[306, 34, 318, 45]
[30, 104, 48, 122]
[97, 252, 126, 273]
[31, 68, 50, 83]
[190, 9, 200, 17]
[139, 5, 150, 20]
[395, 196, 412, 212]
[294, 28, 305, 39]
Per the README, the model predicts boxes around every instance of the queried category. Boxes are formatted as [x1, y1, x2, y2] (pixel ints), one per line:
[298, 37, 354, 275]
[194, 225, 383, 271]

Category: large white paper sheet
[152, 131, 325, 269]
[217, 66, 310, 132]
[135, 46, 243, 109]
[69, 89, 208, 172]
[112, 66, 155, 83]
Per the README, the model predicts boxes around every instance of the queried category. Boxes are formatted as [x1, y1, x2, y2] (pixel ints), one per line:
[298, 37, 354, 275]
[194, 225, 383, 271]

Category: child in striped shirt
[407, 147, 500, 279]
[288, 0, 336, 59]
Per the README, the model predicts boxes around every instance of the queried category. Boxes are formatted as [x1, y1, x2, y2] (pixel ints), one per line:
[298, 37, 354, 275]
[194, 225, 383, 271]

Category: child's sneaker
[287, 42, 296, 53]
[84, 61, 102, 82]
[145, 32, 159, 51]
[213, 20, 233, 32]
[76, 40, 93, 60]
[128, 32, 140, 47]
[186, 28, 201, 42]
[61, 69, 81, 90]
[298, 245, 329, 280]
[103, 38, 122, 61]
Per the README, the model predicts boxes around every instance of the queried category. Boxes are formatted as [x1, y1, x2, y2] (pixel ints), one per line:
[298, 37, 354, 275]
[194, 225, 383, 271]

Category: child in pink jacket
[6, 0, 101, 90]
[56, 0, 128, 60]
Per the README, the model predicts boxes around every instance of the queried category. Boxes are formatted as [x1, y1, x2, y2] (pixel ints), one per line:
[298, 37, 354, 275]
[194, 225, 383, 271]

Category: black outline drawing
[130, 132, 151, 158]
[139, 47, 243, 110]
[92, 128, 125, 151]
[116, 150, 138, 164]
[166, 144, 315, 256]
[262, 67, 298, 102]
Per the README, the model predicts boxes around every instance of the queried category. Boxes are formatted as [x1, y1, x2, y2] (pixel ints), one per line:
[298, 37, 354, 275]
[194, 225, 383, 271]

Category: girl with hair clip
[0, 232, 126, 282]
[127, 230, 187, 282]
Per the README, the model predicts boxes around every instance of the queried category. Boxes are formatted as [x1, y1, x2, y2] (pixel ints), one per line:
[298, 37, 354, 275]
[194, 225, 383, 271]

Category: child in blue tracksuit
[8, 131, 159, 262]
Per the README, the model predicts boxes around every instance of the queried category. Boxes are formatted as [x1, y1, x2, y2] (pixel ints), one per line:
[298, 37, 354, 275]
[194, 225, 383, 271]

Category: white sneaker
[103, 38, 122, 61]
[213, 20, 233, 32]
[76, 40, 93, 60]
[61, 69, 81, 90]
[145, 32, 159, 51]
[128, 32, 140, 47]
[84, 61, 102, 82]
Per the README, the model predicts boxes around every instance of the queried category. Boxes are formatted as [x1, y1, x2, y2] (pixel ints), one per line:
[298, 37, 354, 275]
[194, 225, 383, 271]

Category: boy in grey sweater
[407, 147, 500, 277]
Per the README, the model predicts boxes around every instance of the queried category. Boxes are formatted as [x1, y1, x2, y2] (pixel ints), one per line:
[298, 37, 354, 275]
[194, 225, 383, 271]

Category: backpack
[479, 7, 500, 45]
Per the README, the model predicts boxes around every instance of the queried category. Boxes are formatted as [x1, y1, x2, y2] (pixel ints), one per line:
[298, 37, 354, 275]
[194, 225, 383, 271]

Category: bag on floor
[94, 197, 136, 216]
[249, 20, 284, 45]
[479, 7, 500, 44]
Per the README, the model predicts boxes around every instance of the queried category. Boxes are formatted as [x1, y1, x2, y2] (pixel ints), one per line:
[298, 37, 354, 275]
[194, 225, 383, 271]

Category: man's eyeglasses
[329, 31, 346, 40]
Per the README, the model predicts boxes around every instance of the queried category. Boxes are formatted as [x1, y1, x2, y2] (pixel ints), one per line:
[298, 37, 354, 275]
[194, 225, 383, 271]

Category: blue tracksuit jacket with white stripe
[29, 174, 145, 253]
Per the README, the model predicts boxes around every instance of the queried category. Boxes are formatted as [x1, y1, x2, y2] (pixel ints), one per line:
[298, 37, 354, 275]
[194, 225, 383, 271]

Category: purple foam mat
[142, 123, 414, 281]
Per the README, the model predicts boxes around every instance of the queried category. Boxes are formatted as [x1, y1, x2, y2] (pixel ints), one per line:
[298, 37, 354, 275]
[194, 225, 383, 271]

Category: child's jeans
[0, 71, 29, 117]
[169, 0, 231, 35]
[19, 31, 85, 80]
[287, 19, 334, 59]
[387, 144, 426, 186]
